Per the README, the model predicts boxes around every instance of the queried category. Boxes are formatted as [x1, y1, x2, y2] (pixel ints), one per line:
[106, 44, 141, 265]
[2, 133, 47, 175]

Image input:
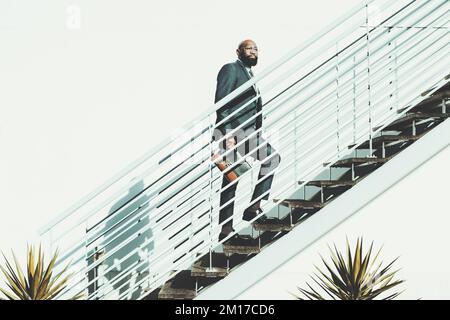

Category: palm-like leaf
[0, 245, 83, 300]
[295, 237, 404, 300]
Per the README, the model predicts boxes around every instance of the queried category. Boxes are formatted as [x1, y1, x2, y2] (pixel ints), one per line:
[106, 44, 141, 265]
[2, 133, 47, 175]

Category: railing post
[387, 27, 393, 112]
[294, 109, 299, 182]
[394, 39, 399, 113]
[84, 221, 92, 300]
[366, 4, 373, 156]
[208, 114, 214, 272]
[335, 42, 341, 158]
[189, 138, 195, 267]
[388, 27, 399, 114]
[352, 55, 357, 147]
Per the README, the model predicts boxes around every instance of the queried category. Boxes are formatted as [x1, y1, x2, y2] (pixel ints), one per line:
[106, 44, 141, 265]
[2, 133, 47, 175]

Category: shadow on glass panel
[87, 178, 154, 300]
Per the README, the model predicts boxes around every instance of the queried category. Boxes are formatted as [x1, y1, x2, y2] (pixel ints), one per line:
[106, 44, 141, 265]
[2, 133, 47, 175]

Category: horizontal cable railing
[39, 0, 450, 300]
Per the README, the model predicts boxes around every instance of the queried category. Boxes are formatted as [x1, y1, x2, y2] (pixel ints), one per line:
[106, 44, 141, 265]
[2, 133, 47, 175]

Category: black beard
[240, 55, 258, 67]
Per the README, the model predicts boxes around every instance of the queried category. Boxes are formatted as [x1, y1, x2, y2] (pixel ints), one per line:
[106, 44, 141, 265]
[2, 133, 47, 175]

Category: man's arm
[215, 63, 236, 104]
[255, 98, 262, 131]
[215, 64, 237, 133]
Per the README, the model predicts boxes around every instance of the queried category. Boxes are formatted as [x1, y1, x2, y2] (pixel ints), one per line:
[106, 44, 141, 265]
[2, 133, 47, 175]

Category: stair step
[348, 134, 421, 149]
[253, 217, 293, 232]
[404, 111, 450, 118]
[191, 253, 229, 278]
[398, 90, 449, 113]
[222, 235, 260, 255]
[325, 157, 390, 168]
[298, 179, 357, 188]
[191, 265, 228, 278]
[374, 112, 450, 131]
[274, 199, 325, 209]
[158, 271, 196, 300]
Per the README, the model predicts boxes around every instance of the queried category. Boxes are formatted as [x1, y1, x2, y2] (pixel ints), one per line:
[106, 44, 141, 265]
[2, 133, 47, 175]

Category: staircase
[150, 82, 450, 300]
[39, 0, 449, 300]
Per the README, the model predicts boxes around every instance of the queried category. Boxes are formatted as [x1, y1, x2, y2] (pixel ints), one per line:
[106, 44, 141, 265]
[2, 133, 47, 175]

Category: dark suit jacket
[214, 60, 262, 136]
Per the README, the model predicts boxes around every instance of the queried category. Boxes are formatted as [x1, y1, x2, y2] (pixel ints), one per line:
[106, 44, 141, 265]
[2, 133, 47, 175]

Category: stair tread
[158, 286, 196, 300]
[298, 179, 357, 187]
[191, 265, 229, 278]
[191, 253, 229, 278]
[222, 235, 260, 255]
[374, 112, 449, 131]
[398, 91, 449, 113]
[274, 199, 325, 209]
[325, 157, 390, 168]
[398, 100, 449, 114]
[158, 271, 196, 300]
[253, 217, 293, 232]
[348, 134, 422, 149]
[401, 112, 450, 119]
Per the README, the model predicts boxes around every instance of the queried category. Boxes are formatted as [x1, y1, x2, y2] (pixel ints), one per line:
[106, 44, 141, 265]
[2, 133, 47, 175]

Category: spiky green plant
[0, 245, 82, 300]
[293, 238, 404, 300]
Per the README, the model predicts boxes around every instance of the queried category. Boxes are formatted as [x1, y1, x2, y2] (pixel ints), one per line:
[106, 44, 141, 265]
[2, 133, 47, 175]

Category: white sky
[0, 0, 361, 255]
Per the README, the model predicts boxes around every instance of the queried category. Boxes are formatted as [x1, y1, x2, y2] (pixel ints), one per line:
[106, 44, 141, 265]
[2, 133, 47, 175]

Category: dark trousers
[218, 132, 281, 231]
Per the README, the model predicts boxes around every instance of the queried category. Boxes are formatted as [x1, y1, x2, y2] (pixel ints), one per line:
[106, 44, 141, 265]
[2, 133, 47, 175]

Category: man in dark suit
[213, 39, 281, 241]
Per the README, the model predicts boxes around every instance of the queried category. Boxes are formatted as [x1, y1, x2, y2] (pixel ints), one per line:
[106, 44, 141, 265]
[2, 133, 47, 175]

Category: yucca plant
[293, 237, 404, 300]
[0, 245, 82, 300]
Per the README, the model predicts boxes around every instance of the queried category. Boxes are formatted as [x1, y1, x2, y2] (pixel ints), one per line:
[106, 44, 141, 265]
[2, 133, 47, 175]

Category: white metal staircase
[39, 0, 449, 300]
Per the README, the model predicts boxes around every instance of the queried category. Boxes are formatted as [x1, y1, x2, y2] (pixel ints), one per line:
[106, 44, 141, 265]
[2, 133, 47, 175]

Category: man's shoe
[242, 207, 263, 221]
[218, 232, 227, 242]
[218, 228, 235, 242]
[255, 215, 267, 223]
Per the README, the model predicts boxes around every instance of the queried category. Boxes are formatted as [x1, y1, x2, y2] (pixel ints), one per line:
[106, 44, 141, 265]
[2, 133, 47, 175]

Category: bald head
[238, 39, 256, 51]
[237, 39, 258, 67]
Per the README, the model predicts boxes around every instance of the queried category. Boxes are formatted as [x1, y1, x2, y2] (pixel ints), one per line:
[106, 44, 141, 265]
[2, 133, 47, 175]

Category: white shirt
[239, 60, 260, 96]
